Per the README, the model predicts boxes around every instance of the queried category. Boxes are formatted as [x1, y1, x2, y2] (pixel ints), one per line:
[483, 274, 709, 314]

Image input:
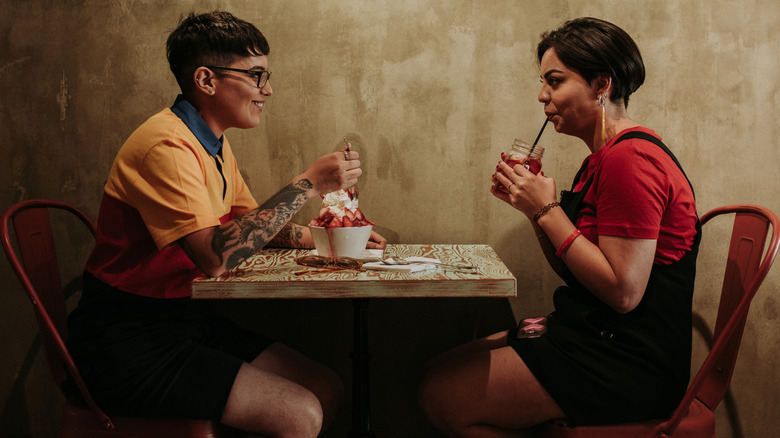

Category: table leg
[349, 298, 375, 438]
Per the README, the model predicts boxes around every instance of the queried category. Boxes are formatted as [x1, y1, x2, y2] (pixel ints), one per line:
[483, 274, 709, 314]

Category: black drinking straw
[529, 118, 549, 154]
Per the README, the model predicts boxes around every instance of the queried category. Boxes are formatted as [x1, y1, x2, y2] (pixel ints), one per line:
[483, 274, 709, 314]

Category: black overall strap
[560, 131, 695, 223]
[611, 131, 695, 198]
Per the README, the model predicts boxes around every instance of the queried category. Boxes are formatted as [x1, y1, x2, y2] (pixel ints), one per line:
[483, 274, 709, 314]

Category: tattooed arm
[267, 223, 313, 249]
[179, 148, 363, 277]
[179, 178, 317, 277]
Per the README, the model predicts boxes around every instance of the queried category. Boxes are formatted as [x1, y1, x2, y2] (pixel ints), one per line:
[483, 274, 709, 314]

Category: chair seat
[61, 399, 234, 438]
[535, 399, 715, 438]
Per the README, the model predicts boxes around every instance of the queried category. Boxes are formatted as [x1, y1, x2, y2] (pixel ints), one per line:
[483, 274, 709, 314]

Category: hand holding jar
[493, 138, 545, 194]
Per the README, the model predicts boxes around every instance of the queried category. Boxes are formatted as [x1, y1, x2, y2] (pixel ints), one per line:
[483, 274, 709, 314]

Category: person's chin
[247, 113, 263, 126]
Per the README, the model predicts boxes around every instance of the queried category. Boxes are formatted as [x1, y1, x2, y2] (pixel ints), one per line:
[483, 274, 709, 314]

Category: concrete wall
[2, 0, 779, 436]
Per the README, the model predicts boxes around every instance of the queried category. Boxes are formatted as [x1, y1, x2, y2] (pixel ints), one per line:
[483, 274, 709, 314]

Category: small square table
[192, 243, 516, 437]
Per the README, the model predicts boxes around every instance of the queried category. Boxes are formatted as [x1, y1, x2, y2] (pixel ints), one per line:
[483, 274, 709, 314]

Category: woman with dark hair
[420, 17, 697, 437]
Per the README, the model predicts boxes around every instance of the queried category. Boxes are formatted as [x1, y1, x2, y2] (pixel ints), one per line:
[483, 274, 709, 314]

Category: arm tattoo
[214, 179, 313, 270]
[268, 223, 307, 248]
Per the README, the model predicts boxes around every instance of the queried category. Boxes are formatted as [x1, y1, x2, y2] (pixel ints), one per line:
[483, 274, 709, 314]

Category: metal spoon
[384, 256, 476, 270]
[343, 137, 358, 200]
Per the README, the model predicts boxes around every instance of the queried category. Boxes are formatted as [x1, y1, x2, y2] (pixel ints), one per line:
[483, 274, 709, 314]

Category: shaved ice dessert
[309, 189, 375, 228]
[308, 189, 374, 258]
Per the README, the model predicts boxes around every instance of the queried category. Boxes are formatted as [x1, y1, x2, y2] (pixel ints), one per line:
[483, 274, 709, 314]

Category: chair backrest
[660, 204, 780, 435]
[1, 199, 114, 429]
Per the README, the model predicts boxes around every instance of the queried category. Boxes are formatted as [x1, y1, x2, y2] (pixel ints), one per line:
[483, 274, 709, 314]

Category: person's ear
[593, 75, 612, 98]
[194, 66, 217, 95]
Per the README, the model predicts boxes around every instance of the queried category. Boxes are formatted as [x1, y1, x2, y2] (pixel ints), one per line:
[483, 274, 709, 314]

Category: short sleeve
[126, 139, 223, 249]
[594, 143, 671, 239]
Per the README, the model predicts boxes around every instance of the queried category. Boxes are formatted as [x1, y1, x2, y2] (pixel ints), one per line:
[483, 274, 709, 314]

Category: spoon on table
[382, 256, 476, 270]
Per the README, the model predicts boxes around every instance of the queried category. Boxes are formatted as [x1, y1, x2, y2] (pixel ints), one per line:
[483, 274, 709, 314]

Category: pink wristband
[555, 229, 582, 258]
[523, 317, 548, 326]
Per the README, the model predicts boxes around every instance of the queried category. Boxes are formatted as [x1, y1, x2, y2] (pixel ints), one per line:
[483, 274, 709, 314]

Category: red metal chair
[535, 204, 780, 438]
[1, 199, 234, 438]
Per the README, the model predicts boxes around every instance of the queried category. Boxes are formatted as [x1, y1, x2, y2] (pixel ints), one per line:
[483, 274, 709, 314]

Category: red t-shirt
[572, 127, 697, 265]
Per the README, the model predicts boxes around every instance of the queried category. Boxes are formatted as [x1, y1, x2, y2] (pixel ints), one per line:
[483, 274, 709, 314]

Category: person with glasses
[67, 11, 386, 438]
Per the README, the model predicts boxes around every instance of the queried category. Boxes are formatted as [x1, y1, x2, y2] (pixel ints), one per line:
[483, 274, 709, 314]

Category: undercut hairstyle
[537, 17, 645, 107]
[166, 11, 270, 93]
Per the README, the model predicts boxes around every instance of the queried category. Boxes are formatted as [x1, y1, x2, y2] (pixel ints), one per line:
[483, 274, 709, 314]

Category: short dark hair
[166, 11, 270, 93]
[537, 17, 645, 107]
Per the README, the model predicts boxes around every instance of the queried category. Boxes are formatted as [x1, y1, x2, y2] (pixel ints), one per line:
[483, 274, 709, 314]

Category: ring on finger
[508, 182, 515, 188]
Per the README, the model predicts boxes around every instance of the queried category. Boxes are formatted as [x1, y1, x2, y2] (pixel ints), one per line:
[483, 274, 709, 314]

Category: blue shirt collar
[170, 95, 223, 158]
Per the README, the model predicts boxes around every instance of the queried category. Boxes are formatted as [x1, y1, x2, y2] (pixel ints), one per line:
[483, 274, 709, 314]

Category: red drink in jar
[505, 157, 542, 175]
[496, 138, 544, 193]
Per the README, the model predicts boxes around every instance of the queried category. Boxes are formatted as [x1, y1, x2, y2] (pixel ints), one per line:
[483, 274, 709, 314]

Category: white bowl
[309, 226, 373, 259]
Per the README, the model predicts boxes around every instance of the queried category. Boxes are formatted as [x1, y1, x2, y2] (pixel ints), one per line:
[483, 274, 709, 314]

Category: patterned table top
[191, 244, 516, 299]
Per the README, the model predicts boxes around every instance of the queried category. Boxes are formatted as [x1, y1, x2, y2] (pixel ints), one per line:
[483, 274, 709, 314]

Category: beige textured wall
[2, 1, 779, 437]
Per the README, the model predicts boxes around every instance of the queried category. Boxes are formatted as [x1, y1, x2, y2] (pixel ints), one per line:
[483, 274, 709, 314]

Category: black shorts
[508, 313, 682, 426]
[67, 272, 275, 421]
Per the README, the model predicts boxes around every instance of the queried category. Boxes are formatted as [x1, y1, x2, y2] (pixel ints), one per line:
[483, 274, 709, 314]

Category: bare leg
[424, 330, 511, 374]
[419, 333, 565, 438]
[249, 343, 343, 430]
[221, 343, 343, 438]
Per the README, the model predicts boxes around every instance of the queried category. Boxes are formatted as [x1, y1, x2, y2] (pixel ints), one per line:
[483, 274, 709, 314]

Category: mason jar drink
[496, 138, 544, 193]
[505, 138, 544, 174]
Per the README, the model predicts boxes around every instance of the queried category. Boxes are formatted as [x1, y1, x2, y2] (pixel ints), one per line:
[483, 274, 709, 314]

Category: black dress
[508, 132, 700, 426]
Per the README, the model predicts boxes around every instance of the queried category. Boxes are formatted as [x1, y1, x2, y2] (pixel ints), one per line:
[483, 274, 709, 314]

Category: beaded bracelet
[533, 201, 560, 223]
[555, 229, 582, 258]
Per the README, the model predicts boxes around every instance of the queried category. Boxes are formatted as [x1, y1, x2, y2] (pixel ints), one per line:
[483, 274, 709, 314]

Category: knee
[418, 369, 452, 430]
[291, 393, 324, 438]
[223, 383, 325, 438]
[269, 389, 323, 438]
[316, 367, 344, 426]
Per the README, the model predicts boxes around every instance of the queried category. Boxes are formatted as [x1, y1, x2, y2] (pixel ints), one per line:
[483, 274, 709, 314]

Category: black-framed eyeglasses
[206, 66, 272, 88]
